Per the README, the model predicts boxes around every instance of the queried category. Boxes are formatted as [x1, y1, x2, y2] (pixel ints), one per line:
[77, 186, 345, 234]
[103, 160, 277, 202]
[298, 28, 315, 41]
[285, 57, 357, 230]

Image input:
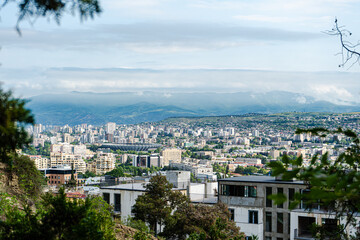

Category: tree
[1, 0, 101, 34]
[234, 166, 244, 174]
[243, 166, 258, 175]
[0, 188, 116, 240]
[162, 203, 245, 240]
[268, 128, 360, 239]
[0, 86, 34, 164]
[326, 19, 360, 68]
[82, 170, 96, 178]
[132, 175, 189, 235]
[106, 167, 125, 177]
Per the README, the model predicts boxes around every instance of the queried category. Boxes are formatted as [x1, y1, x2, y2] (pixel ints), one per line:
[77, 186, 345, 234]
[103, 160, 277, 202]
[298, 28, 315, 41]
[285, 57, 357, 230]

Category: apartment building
[50, 152, 86, 173]
[218, 176, 359, 240]
[161, 148, 182, 165]
[29, 155, 49, 169]
[87, 151, 116, 175]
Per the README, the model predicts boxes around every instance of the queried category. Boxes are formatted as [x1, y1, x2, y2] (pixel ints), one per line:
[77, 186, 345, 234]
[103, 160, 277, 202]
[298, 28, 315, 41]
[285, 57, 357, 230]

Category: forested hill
[26, 91, 360, 125]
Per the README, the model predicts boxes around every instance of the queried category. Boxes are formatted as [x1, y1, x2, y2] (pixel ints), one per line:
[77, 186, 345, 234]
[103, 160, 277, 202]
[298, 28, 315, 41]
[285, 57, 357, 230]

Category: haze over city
[1, 0, 360, 106]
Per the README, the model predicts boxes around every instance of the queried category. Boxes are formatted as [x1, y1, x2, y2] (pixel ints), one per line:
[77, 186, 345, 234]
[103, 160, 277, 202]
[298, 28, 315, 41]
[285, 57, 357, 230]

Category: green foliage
[125, 217, 150, 234]
[234, 166, 259, 175]
[88, 144, 99, 152]
[11, 154, 45, 199]
[82, 170, 96, 178]
[234, 166, 244, 174]
[187, 232, 206, 240]
[132, 175, 189, 234]
[23, 141, 51, 157]
[163, 203, 245, 240]
[106, 164, 161, 177]
[213, 163, 228, 174]
[214, 143, 224, 149]
[0, 87, 34, 164]
[0, 188, 116, 240]
[268, 128, 360, 239]
[134, 230, 153, 240]
[3, 0, 101, 34]
[247, 235, 259, 240]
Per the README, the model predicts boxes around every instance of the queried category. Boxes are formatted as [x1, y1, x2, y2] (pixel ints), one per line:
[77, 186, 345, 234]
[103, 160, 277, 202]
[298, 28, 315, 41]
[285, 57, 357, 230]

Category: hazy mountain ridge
[26, 91, 360, 125]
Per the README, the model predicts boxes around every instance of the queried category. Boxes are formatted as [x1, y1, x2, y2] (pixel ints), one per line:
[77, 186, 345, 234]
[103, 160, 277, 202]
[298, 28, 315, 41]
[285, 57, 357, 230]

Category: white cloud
[295, 96, 307, 104]
[3, 67, 360, 106]
[310, 84, 355, 105]
[234, 15, 332, 24]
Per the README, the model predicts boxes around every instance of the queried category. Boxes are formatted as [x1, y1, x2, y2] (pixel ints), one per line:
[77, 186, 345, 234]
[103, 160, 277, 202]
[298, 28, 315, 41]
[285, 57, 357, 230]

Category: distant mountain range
[26, 91, 360, 125]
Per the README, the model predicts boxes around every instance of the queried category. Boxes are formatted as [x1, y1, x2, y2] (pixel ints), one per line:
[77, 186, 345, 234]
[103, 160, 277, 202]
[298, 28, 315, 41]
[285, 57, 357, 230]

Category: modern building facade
[218, 175, 359, 240]
[42, 165, 78, 186]
[132, 154, 164, 168]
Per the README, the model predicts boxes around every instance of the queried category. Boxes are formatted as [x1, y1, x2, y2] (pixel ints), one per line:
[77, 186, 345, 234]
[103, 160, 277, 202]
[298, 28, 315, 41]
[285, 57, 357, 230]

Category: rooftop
[100, 182, 187, 191]
[218, 175, 304, 185]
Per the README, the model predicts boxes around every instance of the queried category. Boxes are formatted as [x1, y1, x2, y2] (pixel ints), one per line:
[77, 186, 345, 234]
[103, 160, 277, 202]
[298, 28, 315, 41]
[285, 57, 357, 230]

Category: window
[248, 186, 257, 197]
[277, 188, 283, 208]
[248, 210, 258, 224]
[277, 213, 283, 233]
[288, 188, 295, 208]
[221, 185, 256, 197]
[265, 237, 272, 240]
[229, 208, 235, 221]
[114, 194, 121, 212]
[298, 216, 315, 236]
[266, 187, 272, 207]
[266, 212, 272, 232]
[322, 218, 338, 235]
[288, 213, 291, 234]
[103, 193, 110, 204]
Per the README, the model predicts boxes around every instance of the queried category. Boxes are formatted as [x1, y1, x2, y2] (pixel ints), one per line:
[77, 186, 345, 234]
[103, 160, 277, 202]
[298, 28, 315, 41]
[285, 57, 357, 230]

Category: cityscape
[1, 0, 360, 240]
[18, 112, 360, 239]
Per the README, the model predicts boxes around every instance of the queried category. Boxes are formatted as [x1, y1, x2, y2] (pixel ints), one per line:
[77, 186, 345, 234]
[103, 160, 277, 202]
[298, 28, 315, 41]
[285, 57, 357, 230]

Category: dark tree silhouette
[0, 86, 34, 164]
[326, 18, 360, 68]
[1, 0, 101, 34]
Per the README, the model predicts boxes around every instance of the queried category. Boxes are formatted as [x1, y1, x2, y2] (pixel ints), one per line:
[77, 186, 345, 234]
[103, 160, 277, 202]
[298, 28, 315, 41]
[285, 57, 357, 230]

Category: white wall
[231, 206, 264, 240]
[100, 188, 145, 220]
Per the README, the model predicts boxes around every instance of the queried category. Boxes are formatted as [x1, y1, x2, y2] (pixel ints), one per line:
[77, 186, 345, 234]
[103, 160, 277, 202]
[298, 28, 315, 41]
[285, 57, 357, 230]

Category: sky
[1, 0, 360, 104]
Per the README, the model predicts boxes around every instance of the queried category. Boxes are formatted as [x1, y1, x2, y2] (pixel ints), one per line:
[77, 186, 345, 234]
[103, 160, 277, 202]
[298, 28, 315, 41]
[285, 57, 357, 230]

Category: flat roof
[218, 175, 304, 185]
[100, 182, 187, 192]
[191, 196, 218, 204]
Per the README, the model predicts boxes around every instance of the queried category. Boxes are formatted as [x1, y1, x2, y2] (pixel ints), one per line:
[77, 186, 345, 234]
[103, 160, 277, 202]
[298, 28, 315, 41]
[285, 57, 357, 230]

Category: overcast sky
[1, 0, 360, 104]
